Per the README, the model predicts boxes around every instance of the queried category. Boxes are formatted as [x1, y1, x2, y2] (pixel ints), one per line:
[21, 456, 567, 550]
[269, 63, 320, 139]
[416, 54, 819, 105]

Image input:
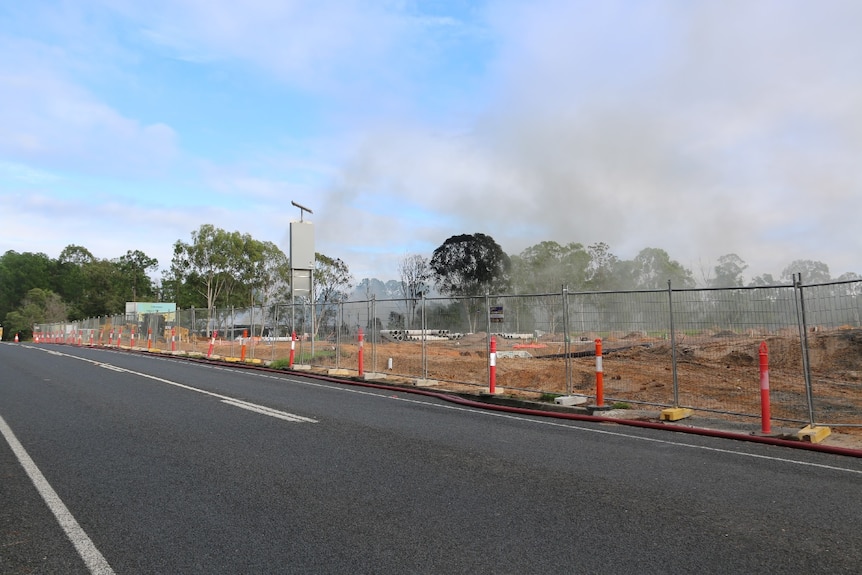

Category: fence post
[660, 280, 693, 421]
[794, 274, 832, 442]
[562, 286, 571, 395]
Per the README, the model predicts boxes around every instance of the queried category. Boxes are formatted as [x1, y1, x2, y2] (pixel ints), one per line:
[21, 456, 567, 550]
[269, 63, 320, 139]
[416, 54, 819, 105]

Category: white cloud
[0, 37, 179, 176]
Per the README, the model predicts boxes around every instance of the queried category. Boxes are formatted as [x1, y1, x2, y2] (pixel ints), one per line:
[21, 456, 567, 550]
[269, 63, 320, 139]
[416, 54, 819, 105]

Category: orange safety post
[207, 330, 217, 358]
[489, 336, 497, 394]
[289, 331, 296, 367]
[240, 330, 248, 361]
[760, 341, 771, 434]
[147, 328, 152, 350]
[13, 333, 18, 343]
[130, 326, 136, 348]
[171, 327, 177, 352]
[358, 328, 364, 376]
[595, 338, 604, 407]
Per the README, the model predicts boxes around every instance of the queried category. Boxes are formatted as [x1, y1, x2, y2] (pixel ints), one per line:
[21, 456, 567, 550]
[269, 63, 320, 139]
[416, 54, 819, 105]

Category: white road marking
[0, 415, 116, 575]
[34, 348, 317, 424]
[221, 398, 318, 422]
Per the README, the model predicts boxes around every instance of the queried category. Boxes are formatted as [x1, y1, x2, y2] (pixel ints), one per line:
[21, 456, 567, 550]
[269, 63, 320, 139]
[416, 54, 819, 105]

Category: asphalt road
[2, 342, 861, 574]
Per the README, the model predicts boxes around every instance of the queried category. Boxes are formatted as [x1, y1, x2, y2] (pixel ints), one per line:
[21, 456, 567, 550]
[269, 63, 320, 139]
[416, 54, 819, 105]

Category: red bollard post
[207, 330, 217, 358]
[595, 338, 604, 407]
[289, 331, 296, 367]
[489, 336, 497, 394]
[147, 328, 153, 350]
[171, 327, 177, 352]
[358, 328, 364, 376]
[240, 330, 247, 361]
[130, 326, 136, 348]
[760, 341, 771, 434]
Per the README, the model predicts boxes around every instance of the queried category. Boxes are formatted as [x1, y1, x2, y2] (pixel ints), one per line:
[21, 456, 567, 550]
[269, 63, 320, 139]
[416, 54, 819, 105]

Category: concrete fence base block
[797, 424, 832, 443]
[660, 407, 694, 421]
[415, 378, 439, 387]
[363, 372, 387, 381]
[328, 368, 351, 376]
[554, 395, 588, 406]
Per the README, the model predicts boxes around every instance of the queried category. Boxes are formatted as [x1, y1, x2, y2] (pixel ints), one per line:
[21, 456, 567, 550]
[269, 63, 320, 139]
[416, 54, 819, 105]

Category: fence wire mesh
[34, 279, 862, 427]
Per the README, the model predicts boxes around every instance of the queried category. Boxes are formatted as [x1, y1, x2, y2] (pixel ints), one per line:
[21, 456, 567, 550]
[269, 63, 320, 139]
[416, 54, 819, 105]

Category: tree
[171, 224, 241, 319]
[781, 260, 830, 284]
[748, 273, 780, 287]
[430, 233, 511, 296]
[629, 248, 695, 289]
[313, 253, 353, 338]
[512, 241, 591, 293]
[116, 250, 158, 302]
[430, 233, 511, 332]
[4, 288, 67, 340]
[0, 251, 55, 326]
[711, 254, 748, 288]
[585, 242, 621, 290]
[398, 253, 432, 329]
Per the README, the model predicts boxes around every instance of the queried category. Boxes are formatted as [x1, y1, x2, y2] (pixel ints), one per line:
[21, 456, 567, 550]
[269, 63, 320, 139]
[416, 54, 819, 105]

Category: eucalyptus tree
[313, 253, 354, 338]
[629, 247, 695, 289]
[781, 259, 831, 284]
[510, 241, 591, 334]
[711, 254, 748, 288]
[116, 249, 158, 302]
[171, 224, 246, 330]
[398, 253, 432, 329]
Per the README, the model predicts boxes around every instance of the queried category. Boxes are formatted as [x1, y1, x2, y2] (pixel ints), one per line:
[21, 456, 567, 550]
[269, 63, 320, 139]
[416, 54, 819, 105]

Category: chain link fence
[35, 278, 862, 427]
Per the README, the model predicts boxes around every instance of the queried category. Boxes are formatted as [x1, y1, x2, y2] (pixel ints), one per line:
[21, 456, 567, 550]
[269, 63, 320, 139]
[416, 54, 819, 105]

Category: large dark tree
[430, 233, 511, 297]
[430, 233, 511, 332]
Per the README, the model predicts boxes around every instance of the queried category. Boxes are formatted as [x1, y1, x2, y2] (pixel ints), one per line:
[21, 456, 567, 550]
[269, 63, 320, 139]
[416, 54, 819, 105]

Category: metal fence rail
[35, 279, 862, 427]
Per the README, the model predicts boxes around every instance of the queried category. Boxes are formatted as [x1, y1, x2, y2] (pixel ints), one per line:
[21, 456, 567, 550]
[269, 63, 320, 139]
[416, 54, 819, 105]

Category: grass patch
[611, 402, 632, 409]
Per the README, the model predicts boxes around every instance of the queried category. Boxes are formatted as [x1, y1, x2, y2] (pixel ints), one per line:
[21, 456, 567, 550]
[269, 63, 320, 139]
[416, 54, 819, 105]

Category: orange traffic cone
[14, 333, 19, 343]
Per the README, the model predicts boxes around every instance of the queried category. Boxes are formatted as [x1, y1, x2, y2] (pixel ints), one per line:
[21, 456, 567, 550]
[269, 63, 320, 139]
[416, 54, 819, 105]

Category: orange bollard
[489, 336, 497, 394]
[207, 330, 217, 358]
[289, 331, 296, 367]
[241, 330, 247, 361]
[14, 333, 19, 343]
[147, 328, 152, 350]
[130, 326, 136, 348]
[595, 338, 604, 407]
[171, 327, 177, 352]
[760, 341, 771, 434]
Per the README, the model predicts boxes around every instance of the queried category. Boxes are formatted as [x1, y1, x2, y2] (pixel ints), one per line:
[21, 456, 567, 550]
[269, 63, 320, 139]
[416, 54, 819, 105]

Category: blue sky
[2, 0, 861, 284]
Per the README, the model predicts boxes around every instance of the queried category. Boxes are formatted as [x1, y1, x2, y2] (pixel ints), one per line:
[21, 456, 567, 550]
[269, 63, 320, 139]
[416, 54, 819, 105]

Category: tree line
[1, 224, 857, 340]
